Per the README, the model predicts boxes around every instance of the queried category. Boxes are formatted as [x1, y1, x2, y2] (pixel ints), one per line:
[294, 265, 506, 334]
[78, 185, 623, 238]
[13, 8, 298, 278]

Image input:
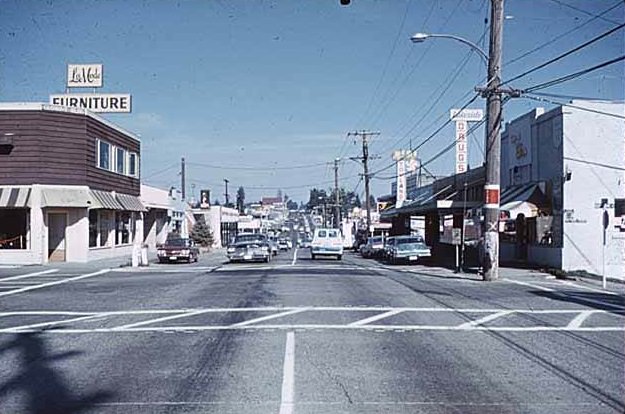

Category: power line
[505, 1, 624, 68]
[522, 94, 625, 120]
[141, 162, 179, 180]
[523, 54, 625, 93]
[186, 160, 330, 171]
[545, 0, 622, 25]
[502, 22, 625, 86]
[563, 156, 625, 172]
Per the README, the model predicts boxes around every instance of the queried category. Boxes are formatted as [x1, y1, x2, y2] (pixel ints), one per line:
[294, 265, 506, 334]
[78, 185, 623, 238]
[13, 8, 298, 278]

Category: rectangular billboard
[67, 64, 103, 88]
[49, 94, 131, 113]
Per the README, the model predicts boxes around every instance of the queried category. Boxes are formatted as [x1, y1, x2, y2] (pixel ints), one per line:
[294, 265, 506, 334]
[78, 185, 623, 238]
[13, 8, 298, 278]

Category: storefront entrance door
[48, 213, 67, 262]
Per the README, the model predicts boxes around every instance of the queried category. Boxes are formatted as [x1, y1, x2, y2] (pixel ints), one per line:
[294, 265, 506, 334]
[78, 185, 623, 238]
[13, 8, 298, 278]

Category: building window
[115, 147, 126, 175]
[0, 208, 29, 249]
[115, 212, 132, 245]
[128, 152, 138, 177]
[98, 140, 111, 170]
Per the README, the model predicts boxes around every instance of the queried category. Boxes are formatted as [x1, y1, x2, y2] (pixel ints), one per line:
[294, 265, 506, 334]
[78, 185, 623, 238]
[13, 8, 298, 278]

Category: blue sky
[1, 0, 623, 203]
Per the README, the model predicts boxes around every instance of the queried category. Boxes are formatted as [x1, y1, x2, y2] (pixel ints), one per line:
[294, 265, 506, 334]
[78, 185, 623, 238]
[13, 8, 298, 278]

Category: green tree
[190, 220, 214, 248]
[236, 186, 245, 213]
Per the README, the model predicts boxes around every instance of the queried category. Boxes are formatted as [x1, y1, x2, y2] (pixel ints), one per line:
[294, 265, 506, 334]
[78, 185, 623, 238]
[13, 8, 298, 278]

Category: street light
[410, 33, 489, 66]
[410, 3, 505, 282]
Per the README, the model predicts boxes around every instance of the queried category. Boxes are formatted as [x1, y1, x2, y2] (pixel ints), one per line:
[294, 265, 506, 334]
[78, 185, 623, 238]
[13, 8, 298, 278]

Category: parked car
[157, 238, 199, 263]
[361, 236, 385, 258]
[310, 228, 343, 260]
[384, 235, 431, 264]
[227, 234, 272, 263]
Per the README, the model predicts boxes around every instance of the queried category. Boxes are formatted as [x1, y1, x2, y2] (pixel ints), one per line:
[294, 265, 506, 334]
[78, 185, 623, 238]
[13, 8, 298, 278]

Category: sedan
[385, 235, 431, 264]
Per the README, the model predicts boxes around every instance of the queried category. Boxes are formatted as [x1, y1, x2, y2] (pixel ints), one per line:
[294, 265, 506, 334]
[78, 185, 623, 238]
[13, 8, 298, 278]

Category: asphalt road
[0, 248, 623, 413]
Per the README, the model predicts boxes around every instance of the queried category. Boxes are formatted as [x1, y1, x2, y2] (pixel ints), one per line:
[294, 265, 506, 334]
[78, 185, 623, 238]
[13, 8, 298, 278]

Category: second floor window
[128, 152, 138, 177]
[115, 147, 126, 175]
[98, 140, 111, 170]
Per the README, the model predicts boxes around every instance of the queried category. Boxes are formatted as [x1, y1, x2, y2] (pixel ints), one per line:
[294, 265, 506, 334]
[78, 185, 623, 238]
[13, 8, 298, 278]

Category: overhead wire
[522, 94, 625, 120]
[545, 0, 622, 25]
[504, 1, 624, 68]
[186, 160, 330, 171]
[502, 22, 625, 86]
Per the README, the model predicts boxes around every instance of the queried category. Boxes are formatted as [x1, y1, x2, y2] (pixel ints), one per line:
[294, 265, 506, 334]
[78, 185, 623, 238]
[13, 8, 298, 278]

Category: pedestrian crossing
[0, 268, 110, 297]
[1, 306, 623, 334]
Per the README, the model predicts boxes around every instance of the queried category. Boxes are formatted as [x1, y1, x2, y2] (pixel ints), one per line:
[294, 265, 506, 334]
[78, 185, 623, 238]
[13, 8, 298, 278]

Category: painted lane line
[4, 313, 111, 332]
[230, 308, 309, 328]
[2, 306, 622, 317]
[0, 269, 59, 282]
[458, 310, 514, 329]
[291, 248, 298, 266]
[2, 324, 623, 334]
[348, 309, 406, 326]
[504, 278, 625, 310]
[112, 309, 211, 330]
[0, 269, 111, 297]
[560, 280, 620, 295]
[566, 310, 595, 329]
[502, 278, 554, 292]
[279, 331, 295, 414]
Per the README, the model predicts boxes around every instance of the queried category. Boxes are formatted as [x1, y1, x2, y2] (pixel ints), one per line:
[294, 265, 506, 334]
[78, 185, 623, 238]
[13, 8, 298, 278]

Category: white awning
[41, 187, 90, 208]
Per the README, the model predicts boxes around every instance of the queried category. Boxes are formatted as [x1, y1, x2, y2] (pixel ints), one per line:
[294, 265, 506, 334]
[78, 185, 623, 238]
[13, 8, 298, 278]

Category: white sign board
[50, 94, 132, 113]
[396, 157, 406, 207]
[450, 108, 483, 122]
[455, 120, 468, 174]
[67, 64, 103, 88]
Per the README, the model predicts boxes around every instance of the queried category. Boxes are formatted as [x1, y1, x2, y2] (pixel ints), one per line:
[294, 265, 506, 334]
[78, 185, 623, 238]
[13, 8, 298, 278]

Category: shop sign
[49, 94, 131, 113]
[67, 64, 103, 88]
[450, 108, 483, 121]
[455, 120, 467, 174]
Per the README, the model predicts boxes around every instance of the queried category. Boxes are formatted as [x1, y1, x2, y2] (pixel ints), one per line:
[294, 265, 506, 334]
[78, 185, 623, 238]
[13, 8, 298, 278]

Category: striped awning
[89, 190, 124, 210]
[0, 187, 31, 208]
[116, 193, 146, 212]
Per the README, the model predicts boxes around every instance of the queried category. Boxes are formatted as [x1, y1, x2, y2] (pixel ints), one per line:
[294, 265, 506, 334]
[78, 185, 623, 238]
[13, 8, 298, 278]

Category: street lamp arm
[410, 33, 488, 66]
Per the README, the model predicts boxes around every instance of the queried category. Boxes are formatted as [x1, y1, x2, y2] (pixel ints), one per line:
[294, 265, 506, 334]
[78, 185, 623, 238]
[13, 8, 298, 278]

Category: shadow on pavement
[531, 290, 625, 314]
[0, 333, 113, 414]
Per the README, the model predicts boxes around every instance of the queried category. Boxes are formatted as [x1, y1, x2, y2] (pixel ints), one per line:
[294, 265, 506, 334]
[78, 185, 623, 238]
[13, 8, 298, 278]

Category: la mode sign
[67, 64, 103, 88]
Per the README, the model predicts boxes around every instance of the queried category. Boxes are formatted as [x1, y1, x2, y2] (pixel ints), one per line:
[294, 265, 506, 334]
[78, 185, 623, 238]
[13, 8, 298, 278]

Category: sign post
[452, 228, 462, 273]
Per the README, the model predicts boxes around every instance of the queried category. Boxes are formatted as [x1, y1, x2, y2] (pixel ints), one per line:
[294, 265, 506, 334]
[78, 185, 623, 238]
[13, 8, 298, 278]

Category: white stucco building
[500, 100, 624, 280]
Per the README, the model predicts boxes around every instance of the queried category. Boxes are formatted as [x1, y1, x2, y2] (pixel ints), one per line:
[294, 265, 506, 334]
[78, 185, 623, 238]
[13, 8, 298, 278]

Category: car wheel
[311, 254, 316, 260]
[337, 255, 342, 261]
[264, 257, 270, 263]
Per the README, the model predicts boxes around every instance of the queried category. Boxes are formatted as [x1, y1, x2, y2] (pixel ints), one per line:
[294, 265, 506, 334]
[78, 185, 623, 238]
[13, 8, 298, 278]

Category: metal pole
[482, 0, 504, 281]
[181, 157, 186, 200]
[334, 158, 340, 229]
[363, 133, 371, 236]
[461, 181, 468, 271]
[224, 179, 229, 207]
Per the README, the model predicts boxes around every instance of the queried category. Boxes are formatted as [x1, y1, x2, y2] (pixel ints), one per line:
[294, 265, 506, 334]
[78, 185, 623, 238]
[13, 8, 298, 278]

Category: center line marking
[279, 331, 295, 414]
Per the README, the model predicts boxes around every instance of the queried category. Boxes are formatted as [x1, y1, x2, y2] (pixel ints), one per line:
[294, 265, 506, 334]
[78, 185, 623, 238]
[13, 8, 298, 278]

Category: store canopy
[0, 187, 31, 208]
[89, 190, 124, 210]
[500, 183, 548, 218]
[116, 193, 147, 212]
[41, 187, 90, 208]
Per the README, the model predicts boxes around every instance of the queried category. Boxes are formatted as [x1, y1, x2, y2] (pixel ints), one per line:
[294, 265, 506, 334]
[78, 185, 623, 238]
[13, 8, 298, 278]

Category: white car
[310, 228, 344, 260]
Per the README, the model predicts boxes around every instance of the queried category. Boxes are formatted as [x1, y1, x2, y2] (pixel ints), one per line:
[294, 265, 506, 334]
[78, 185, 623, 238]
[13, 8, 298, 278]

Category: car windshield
[166, 239, 189, 247]
[235, 234, 266, 243]
[370, 237, 382, 244]
[397, 237, 424, 244]
[317, 230, 327, 238]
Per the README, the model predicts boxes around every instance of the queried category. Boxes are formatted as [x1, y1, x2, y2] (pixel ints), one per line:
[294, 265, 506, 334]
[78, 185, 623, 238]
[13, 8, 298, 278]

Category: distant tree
[190, 220, 214, 248]
[213, 198, 221, 206]
[286, 199, 298, 210]
[236, 186, 245, 213]
[306, 188, 328, 209]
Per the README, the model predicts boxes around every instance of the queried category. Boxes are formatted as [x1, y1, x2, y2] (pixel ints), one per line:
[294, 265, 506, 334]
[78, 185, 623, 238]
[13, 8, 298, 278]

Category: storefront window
[0, 208, 29, 249]
[116, 212, 132, 245]
[89, 210, 98, 247]
[99, 211, 111, 247]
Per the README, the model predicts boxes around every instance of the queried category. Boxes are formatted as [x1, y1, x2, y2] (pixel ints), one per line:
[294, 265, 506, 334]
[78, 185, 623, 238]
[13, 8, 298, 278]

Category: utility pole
[181, 157, 186, 200]
[482, 0, 504, 281]
[348, 130, 380, 236]
[334, 158, 340, 229]
[224, 179, 230, 207]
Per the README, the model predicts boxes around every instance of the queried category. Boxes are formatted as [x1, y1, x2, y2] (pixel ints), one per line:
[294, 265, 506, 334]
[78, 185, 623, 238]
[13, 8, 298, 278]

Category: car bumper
[228, 251, 270, 262]
[311, 247, 343, 255]
[391, 251, 431, 260]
